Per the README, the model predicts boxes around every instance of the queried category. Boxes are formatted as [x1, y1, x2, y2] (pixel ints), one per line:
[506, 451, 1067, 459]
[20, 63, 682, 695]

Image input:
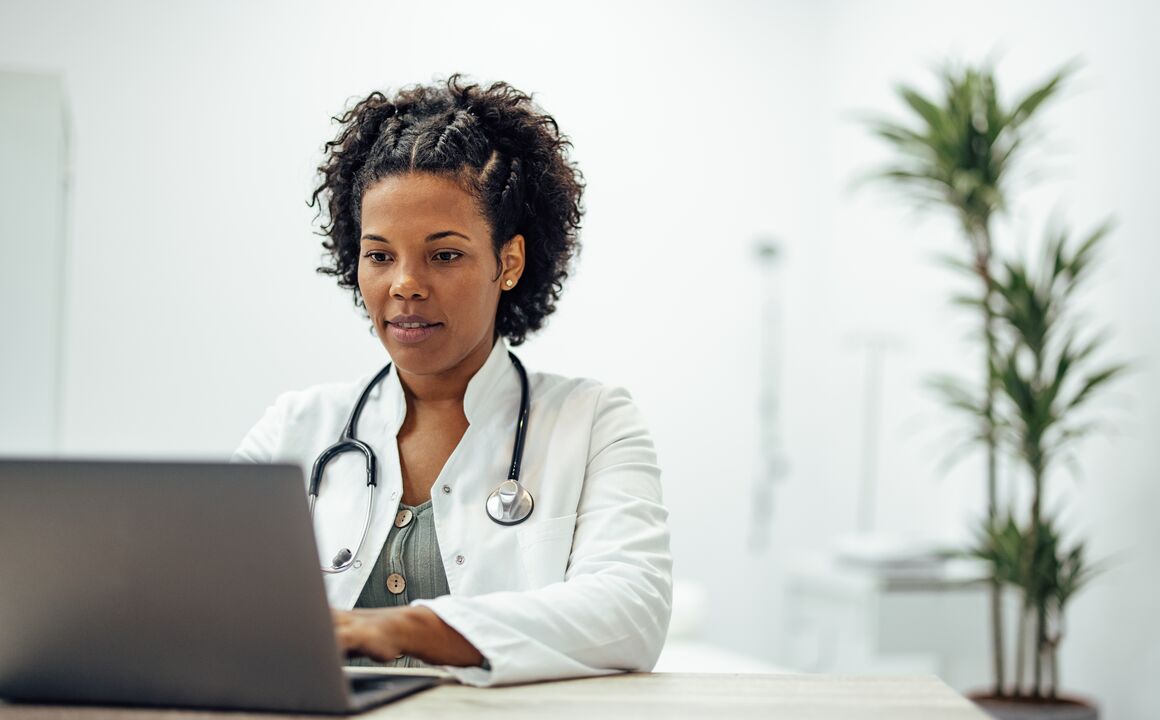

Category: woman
[233, 75, 671, 687]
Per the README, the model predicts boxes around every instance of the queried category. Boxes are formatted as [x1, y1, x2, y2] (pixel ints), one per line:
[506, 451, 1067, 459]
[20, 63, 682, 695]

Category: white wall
[1, 1, 1156, 717]
[0, 71, 67, 453]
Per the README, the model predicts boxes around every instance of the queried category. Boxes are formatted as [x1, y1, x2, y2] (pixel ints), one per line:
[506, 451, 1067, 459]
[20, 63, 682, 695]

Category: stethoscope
[308, 351, 534, 574]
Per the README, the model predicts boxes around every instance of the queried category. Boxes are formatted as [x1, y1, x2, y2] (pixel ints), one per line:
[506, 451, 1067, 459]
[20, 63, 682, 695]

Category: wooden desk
[0, 673, 991, 719]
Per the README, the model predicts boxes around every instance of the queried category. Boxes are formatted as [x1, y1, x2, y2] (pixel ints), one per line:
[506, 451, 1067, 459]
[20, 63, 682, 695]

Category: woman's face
[358, 172, 524, 385]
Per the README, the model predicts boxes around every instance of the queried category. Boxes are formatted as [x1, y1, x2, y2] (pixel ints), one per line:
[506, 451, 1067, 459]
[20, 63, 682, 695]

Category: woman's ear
[499, 234, 526, 290]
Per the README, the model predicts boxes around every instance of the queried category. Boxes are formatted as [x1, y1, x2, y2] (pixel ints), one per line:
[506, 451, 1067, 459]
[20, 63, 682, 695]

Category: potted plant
[967, 224, 1123, 719]
[865, 62, 1125, 718]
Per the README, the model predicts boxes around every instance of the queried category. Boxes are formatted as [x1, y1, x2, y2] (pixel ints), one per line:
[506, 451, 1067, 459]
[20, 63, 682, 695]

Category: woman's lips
[386, 322, 442, 344]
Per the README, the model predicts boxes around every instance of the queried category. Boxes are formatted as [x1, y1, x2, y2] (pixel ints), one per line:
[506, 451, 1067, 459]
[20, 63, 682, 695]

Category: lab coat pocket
[516, 513, 577, 589]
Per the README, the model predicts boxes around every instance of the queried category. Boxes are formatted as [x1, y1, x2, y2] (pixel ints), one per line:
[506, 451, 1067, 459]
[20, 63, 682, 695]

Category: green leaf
[923, 373, 988, 417]
[900, 86, 949, 132]
[931, 251, 979, 276]
[1065, 219, 1114, 289]
[1066, 364, 1130, 412]
[1007, 62, 1078, 127]
[951, 293, 986, 310]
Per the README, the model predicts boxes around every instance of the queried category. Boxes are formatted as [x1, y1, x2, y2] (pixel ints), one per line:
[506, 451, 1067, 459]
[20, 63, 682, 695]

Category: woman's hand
[333, 608, 406, 662]
[332, 606, 486, 668]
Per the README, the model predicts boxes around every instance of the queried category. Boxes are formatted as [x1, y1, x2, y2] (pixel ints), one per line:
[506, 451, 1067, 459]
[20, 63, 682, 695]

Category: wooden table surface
[1, 672, 992, 720]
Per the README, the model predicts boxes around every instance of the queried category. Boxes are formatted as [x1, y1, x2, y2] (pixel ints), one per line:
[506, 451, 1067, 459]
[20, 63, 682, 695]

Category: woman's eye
[363, 251, 390, 263]
[433, 250, 463, 263]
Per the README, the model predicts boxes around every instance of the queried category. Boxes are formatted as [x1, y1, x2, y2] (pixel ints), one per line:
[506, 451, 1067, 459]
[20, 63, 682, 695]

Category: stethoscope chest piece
[486, 479, 534, 525]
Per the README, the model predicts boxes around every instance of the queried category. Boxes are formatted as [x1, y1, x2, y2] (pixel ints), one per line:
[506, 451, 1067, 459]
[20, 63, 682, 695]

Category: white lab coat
[232, 338, 672, 686]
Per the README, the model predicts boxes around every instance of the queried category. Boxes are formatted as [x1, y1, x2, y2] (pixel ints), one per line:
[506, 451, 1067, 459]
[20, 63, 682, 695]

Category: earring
[505, 279, 515, 288]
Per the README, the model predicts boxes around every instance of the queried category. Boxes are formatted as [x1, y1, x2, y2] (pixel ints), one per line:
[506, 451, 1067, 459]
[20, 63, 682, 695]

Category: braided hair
[309, 74, 585, 346]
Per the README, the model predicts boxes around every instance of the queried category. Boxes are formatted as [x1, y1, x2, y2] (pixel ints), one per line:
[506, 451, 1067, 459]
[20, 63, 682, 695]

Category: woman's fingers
[332, 610, 369, 657]
[331, 608, 402, 661]
[335, 626, 365, 657]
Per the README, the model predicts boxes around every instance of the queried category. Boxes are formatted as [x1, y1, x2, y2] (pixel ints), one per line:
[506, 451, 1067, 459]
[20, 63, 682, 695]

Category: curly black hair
[309, 74, 585, 346]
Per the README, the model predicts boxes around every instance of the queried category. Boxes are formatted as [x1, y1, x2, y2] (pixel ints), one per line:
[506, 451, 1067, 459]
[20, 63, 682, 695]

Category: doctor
[233, 75, 672, 687]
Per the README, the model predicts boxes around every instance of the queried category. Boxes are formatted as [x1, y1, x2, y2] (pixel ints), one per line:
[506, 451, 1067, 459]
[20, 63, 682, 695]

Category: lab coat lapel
[317, 362, 405, 608]
[430, 340, 525, 593]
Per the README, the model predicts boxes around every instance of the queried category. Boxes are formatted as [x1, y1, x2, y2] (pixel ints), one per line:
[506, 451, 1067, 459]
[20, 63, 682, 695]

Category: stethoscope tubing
[505, 353, 530, 482]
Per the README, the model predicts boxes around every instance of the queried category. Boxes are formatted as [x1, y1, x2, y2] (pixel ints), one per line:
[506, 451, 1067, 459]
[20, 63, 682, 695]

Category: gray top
[347, 499, 449, 669]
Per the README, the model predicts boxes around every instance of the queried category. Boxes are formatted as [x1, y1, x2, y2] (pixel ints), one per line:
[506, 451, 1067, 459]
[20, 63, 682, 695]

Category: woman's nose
[389, 266, 428, 300]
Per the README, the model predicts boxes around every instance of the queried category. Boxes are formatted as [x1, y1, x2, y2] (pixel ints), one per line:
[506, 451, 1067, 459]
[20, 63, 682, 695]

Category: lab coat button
[353, 560, 363, 569]
[394, 509, 413, 528]
[441, 485, 451, 495]
[386, 572, 406, 594]
[455, 555, 465, 565]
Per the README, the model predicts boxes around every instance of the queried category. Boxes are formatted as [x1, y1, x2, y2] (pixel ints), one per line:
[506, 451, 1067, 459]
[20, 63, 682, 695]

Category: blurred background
[1, 1, 1157, 717]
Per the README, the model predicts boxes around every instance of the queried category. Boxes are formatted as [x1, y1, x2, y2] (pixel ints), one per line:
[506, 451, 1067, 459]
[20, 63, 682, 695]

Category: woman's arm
[333, 605, 485, 667]
[405, 384, 672, 686]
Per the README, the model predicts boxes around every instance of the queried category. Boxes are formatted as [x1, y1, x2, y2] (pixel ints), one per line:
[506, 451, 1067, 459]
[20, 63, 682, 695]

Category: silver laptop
[0, 459, 441, 714]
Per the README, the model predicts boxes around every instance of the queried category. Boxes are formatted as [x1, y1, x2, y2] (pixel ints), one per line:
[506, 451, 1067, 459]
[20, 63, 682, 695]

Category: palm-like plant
[868, 61, 1074, 696]
[988, 223, 1124, 698]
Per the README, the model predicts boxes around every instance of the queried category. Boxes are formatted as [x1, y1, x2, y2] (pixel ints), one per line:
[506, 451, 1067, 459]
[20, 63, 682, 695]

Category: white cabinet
[783, 550, 1012, 693]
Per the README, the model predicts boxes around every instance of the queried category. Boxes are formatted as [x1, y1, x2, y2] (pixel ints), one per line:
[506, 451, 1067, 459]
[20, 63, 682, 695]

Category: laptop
[0, 458, 441, 714]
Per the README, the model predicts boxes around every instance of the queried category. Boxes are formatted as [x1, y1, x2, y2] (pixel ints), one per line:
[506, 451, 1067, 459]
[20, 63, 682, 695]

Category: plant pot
[970, 693, 1098, 720]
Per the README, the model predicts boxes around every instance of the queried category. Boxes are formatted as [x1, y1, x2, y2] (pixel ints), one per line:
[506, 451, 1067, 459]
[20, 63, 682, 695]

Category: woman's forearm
[397, 605, 484, 667]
